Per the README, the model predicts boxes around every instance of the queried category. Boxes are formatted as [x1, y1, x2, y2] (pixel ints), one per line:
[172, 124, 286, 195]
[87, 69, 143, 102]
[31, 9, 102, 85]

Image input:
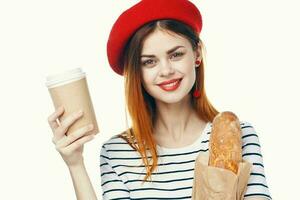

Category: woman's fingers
[48, 106, 64, 133]
[56, 124, 94, 148]
[53, 110, 84, 142]
[63, 134, 94, 155]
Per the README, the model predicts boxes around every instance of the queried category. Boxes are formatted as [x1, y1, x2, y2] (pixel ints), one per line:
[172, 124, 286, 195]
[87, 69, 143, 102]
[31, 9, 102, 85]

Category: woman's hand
[47, 106, 95, 167]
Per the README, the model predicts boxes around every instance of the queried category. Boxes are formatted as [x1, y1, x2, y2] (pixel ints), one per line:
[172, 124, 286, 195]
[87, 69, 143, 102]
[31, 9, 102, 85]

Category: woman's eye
[170, 52, 184, 59]
[141, 59, 155, 66]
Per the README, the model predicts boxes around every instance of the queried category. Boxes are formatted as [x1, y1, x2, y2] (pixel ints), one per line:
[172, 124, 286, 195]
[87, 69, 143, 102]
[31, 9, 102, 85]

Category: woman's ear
[196, 43, 202, 61]
[194, 42, 202, 62]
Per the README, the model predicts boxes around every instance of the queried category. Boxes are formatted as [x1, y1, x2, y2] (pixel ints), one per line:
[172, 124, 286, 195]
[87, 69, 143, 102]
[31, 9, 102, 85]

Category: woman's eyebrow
[140, 45, 185, 58]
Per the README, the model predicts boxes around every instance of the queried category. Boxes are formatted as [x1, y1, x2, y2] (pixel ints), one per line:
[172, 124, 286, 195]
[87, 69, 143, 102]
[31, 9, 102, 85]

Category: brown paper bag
[192, 152, 252, 200]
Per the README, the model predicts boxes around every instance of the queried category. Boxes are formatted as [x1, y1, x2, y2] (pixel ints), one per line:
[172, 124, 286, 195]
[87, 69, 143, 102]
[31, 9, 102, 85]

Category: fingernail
[89, 124, 94, 129]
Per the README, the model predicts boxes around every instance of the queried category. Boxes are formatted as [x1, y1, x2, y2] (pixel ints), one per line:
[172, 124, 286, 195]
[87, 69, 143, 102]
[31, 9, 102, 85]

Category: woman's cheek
[142, 68, 158, 80]
[178, 59, 194, 73]
[141, 70, 155, 88]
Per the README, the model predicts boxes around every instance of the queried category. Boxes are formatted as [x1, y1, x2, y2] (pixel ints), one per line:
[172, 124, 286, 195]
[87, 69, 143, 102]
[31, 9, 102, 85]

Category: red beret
[106, 0, 203, 76]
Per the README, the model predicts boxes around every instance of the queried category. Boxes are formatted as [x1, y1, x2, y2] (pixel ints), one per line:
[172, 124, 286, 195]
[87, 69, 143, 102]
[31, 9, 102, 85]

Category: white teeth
[165, 82, 177, 86]
[163, 80, 179, 87]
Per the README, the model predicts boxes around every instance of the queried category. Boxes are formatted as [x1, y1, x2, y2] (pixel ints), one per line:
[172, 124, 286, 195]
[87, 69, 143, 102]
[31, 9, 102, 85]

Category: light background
[0, 0, 299, 199]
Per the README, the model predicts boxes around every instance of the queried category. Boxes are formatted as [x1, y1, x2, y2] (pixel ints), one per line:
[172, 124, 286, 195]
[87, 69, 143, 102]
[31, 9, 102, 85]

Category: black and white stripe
[100, 121, 272, 200]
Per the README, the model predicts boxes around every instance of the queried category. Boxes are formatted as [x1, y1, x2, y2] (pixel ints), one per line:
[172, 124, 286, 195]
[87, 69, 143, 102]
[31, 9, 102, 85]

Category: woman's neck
[153, 95, 204, 142]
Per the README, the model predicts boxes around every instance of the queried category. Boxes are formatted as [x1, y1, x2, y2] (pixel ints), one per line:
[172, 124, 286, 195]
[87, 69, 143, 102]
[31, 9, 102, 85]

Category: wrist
[67, 161, 85, 171]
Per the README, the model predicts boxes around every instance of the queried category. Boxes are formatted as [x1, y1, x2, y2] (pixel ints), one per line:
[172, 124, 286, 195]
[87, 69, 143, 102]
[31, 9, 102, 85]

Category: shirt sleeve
[100, 144, 130, 200]
[241, 121, 272, 200]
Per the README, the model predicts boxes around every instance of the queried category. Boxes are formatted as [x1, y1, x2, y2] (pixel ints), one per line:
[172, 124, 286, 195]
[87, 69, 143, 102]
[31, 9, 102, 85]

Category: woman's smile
[158, 78, 183, 91]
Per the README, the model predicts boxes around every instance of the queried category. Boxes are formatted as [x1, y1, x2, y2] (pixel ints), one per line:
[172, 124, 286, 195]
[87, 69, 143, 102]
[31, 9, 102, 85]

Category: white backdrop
[0, 0, 299, 199]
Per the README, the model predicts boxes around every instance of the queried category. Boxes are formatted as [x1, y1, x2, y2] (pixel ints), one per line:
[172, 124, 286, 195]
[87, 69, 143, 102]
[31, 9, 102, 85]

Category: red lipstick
[158, 78, 182, 91]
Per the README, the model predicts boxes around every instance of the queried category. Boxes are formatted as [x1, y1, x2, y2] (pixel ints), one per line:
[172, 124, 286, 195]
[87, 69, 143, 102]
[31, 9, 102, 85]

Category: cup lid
[45, 67, 86, 88]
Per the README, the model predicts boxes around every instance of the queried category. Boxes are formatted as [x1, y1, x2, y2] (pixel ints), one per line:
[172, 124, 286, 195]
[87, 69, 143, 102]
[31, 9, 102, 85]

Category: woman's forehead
[141, 29, 190, 54]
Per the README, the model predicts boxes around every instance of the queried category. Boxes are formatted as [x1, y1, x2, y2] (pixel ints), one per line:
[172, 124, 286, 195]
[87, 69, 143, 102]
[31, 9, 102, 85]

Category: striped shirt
[100, 121, 272, 200]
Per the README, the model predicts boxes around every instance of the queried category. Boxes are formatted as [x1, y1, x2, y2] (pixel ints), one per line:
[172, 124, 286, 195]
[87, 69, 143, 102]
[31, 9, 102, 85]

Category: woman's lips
[158, 78, 182, 91]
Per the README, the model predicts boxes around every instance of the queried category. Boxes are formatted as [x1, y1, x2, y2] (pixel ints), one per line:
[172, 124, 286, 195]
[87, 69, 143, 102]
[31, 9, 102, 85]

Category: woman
[48, 0, 272, 199]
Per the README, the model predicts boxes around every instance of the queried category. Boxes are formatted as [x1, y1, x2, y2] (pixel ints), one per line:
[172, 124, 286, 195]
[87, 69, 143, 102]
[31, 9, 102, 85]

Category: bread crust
[208, 111, 242, 174]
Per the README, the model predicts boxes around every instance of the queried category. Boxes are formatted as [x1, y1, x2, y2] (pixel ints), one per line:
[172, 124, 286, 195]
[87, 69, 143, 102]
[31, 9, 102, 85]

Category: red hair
[118, 19, 219, 183]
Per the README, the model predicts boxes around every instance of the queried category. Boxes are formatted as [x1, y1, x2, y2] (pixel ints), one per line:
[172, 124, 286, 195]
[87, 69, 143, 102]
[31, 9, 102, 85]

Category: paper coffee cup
[46, 68, 99, 136]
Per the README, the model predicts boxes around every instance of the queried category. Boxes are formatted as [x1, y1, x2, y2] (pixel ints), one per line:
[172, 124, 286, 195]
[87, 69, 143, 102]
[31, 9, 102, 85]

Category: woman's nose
[158, 60, 175, 76]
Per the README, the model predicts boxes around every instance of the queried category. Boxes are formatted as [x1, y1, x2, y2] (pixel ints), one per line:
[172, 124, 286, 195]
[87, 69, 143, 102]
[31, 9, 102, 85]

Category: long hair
[118, 19, 219, 183]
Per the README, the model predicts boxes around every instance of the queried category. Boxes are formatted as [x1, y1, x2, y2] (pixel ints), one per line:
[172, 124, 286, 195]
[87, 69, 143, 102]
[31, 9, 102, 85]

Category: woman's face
[140, 29, 200, 104]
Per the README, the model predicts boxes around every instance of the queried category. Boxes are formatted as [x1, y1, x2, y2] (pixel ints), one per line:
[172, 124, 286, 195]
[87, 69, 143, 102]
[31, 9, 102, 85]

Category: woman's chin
[153, 92, 190, 104]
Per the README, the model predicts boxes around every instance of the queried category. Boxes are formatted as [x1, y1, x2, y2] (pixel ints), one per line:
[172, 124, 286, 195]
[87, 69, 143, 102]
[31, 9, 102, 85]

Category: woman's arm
[100, 144, 130, 199]
[47, 107, 98, 200]
[241, 121, 272, 200]
[68, 162, 97, 200]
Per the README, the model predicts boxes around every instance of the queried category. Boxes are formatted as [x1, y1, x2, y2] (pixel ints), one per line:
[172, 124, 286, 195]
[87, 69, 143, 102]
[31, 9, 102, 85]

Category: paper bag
[192, 152, 252, 200]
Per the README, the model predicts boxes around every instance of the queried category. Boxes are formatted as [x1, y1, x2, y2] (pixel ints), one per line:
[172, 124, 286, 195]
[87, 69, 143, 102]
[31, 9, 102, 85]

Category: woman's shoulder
[239, 120, 261, 142]
[100, 129, 139, 156]
[101, 135, 125, 146]
[101, 132, 133, 149]
[238, 120, 265, 161]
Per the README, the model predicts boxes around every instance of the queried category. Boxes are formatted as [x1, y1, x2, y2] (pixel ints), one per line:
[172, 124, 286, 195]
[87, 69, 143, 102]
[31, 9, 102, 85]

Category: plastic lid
[45, 68, 86, 88]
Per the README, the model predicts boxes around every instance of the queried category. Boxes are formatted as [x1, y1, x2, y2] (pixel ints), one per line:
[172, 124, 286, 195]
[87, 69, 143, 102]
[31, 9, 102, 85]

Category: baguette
[208, 111, 242, 174]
